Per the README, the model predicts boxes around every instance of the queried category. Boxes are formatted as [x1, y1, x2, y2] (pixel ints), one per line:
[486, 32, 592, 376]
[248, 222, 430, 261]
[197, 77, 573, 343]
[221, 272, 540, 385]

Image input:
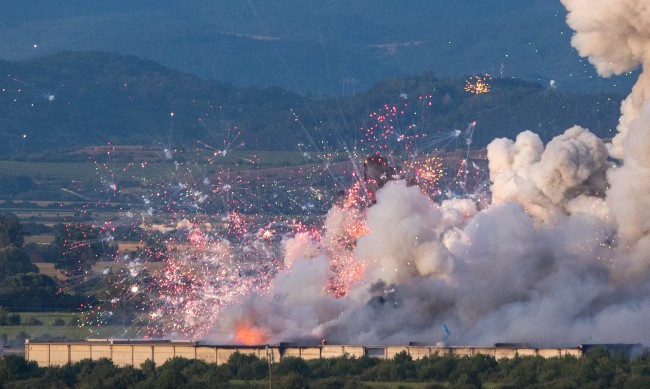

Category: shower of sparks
[464, 74, 492, 94]
[61, 97, 487, 340]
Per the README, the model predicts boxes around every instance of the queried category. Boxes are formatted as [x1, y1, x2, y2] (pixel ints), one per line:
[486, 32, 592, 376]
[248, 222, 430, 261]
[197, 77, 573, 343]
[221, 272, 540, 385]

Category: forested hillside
[0, 51, 623, 158]
[0, 0, 634, 93]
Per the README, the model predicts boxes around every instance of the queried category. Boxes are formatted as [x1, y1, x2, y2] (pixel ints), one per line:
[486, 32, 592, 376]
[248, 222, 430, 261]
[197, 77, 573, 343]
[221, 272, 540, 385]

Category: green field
[0, 160, 176, 184]
[24, 234, 54, 245]
[0, 311, 136, 348]
[0, 150, 332, 180]
[0, 324, 123, 340]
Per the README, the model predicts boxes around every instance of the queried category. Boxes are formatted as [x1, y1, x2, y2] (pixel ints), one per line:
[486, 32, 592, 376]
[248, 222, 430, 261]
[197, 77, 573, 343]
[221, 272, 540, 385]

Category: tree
[74, 358, 145, 389]
[0, 354, 41, 382]
[417, 354, 456, 381]
[226, 352, 267, 380]
[0, 246, 38, 281]
[448, 355, 497, 388]
[0, 273, 60, 311]
[0, 212, 25, 248]
[273, 356, 312, 379]
[0, 175, 34, 197]
[0, 305, 8, 325]
[144, 357, 206, 389]
[274, 371, 307, 389]
[50, 223, 116, 274]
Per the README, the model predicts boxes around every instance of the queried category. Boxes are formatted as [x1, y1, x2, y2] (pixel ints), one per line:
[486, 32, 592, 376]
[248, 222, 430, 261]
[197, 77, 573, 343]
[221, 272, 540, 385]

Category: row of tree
[1, 348, 649, 388]
[0, 212, 114, 312]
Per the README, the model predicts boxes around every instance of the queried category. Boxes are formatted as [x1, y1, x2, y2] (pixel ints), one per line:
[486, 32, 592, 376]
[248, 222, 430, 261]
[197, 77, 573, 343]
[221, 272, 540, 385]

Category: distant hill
[0, 51, 623, 159]
[0, 0, 637, 94]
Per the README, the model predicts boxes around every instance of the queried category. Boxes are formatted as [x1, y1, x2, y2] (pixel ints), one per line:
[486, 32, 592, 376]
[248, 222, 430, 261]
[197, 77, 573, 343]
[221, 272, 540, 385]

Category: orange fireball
[234, 324, 267, 345]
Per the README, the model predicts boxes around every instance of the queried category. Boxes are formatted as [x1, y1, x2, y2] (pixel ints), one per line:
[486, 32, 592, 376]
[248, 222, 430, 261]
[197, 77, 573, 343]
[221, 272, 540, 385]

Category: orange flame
[234, 324, 267, 345]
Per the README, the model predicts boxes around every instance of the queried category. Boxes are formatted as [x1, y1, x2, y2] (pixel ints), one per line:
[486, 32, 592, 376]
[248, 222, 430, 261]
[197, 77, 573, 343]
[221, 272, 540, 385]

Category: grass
[0, 200, 73, 206]
[25, 234, 54, 244]
[10, 210, 76, 218]
[18, 311, 74, 324]
[33, 262, 57, 277]
[1, 325, 98, 339]
[89, 260, 168, 274]
[0, 202, 125, 227]
[0, 324, 128, 346]
[0, 311, 142, 343]
[0, 160, 187, 185]
[0, 317, 154, 351]
[34, 261, 169, 279]
[0, 149, 346, 182]
[0, 161, 104, 182]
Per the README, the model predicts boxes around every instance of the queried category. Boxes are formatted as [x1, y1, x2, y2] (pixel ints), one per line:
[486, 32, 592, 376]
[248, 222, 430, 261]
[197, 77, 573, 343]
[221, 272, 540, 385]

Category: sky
[0, 0, 637, 94]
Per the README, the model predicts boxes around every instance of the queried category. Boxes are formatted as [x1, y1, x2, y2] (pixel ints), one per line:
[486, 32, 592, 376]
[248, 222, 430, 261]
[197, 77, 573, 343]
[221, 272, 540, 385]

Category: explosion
[234, 322, 268, 345]
[197, 0, 650, 346]
[405, 156, 444, 196]
[85, 0, 650, 347]
[464, 74, 492, 95]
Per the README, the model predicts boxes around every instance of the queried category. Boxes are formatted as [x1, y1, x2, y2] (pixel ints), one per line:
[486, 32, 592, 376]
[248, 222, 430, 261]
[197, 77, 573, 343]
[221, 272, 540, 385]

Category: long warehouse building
[25, 339, 587, 367]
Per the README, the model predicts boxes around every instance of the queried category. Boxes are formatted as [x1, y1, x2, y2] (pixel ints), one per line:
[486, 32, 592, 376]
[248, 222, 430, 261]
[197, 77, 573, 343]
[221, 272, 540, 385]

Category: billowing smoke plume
[200, 1, 650, 346]
[487, 126, 609, 223]
[562, 0, 650, 158]
[563, 0, 650, 273]
[607, 101, 650, 281]
[209, 167, 630, 345]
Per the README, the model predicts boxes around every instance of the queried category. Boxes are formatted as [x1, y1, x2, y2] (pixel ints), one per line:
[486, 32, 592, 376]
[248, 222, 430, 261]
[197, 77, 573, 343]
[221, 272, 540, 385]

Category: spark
[464, 74, 492, 94]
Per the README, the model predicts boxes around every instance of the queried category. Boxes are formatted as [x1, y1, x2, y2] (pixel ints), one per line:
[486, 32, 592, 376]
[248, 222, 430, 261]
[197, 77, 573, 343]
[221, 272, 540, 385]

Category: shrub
[68, 317, 81, 326]
[274, 371, 307, 389]
[7, 314, 21, 325]
[25, 317, 43, 326]
[52, 318, 65, 326]
[274, 356, 311, 379]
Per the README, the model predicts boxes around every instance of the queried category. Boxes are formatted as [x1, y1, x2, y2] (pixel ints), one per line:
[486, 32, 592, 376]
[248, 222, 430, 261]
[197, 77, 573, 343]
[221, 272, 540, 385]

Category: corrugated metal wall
[25, 340, 582, 367]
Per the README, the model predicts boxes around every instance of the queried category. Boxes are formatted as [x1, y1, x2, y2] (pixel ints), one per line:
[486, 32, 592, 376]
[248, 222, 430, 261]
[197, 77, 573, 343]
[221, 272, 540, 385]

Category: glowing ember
[464, 74, 491, 94]
[234, 324, 267, 345]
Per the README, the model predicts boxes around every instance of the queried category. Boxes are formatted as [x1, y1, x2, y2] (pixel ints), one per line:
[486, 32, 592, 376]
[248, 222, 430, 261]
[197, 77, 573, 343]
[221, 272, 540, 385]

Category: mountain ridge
[0, 0, 636, 94]
[0, 50, 623, 158]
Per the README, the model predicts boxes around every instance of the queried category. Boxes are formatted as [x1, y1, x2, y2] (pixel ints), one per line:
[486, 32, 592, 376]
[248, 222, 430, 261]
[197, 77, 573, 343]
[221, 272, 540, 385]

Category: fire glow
[234, 324, 267, 345]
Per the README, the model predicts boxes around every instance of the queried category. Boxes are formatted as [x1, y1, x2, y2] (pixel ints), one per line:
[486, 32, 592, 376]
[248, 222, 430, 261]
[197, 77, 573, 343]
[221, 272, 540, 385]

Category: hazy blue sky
[0, 1, 635, 93]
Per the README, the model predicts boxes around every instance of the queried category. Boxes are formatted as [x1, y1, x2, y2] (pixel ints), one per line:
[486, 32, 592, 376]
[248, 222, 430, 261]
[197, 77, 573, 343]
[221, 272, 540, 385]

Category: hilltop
[0, 0, 636, 94]
[0, 51, 623, 159]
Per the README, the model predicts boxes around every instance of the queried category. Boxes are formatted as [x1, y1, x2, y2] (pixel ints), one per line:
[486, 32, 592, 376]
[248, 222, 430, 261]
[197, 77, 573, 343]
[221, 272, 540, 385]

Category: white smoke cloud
[562, 0, 650, 158]
[607, 101, 650, 246]
[605, 100, 650, 283]
[562, 0, 650, 282]
[355, 182, 456, 288]
[488, 126, 609, 223]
